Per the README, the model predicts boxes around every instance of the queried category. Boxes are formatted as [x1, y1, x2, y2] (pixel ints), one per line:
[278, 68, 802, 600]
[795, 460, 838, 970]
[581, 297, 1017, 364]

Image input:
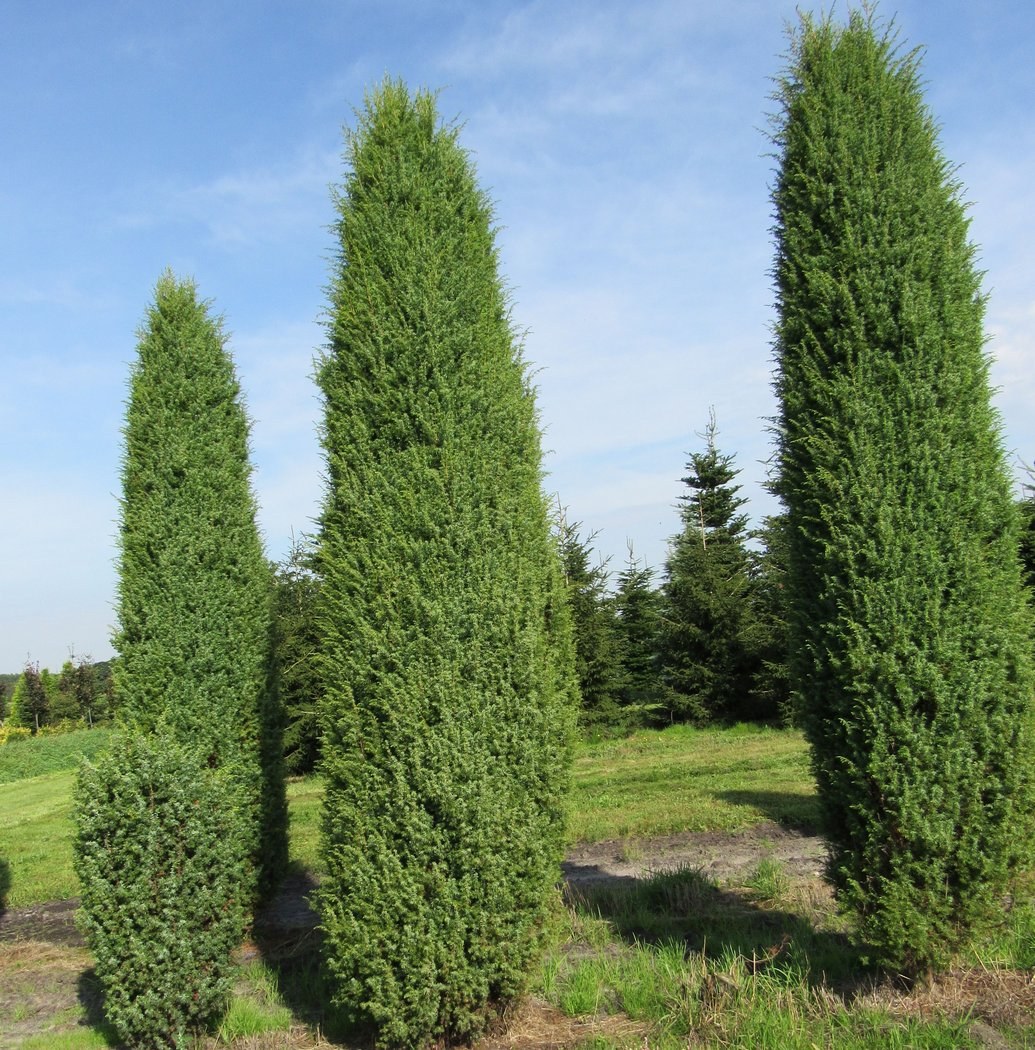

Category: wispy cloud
[112, 145, 339, 251]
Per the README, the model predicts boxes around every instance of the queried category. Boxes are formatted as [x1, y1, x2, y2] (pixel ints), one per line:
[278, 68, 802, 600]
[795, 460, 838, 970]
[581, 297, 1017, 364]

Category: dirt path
[0, 822, 826, 947]
[562, 821, 828, 888]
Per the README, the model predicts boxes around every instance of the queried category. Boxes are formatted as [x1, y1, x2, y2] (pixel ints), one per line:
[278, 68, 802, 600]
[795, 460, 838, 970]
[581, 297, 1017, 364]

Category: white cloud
[111, 145, 339, 252]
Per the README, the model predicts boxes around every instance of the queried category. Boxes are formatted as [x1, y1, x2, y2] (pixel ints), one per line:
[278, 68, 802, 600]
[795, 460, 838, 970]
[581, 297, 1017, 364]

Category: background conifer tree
[771, 10, 1035, 975]
[11, 663, 49, 732]
[748, 514, 793, 724]
[612, 545, 663, 725]
[271, 534, 322, 775]
[113, 272, 286, 900]
[316, 80, 577, 1048]
[659, 411, 759, 723]
[556, 514, 623, 729]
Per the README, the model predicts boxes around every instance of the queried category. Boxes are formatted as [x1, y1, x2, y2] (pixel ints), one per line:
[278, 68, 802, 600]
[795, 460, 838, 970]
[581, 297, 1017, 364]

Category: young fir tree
[771, 10, 1035, 975]
[612, 545, 664, 725]
[659, 411, 759, 723]
[112, 272, 286, 901]
[556, 515, 623, 729]
[271, 534, 322, 775]
[316, 81, 577, 1048]
[748, 514, 793, 724]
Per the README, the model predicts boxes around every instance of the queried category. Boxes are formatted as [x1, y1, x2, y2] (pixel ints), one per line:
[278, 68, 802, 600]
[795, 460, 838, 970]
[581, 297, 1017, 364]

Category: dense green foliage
[749, 514, 793, 724]
[8, 663, 49, 732]
[557, 517, 623, 727]
[73, 729, 247, 1047]
[771, 10, 1035, 974]
[271, 535, 322, 775]
[611, 546, 663, 725]
[659, 413, 762, 723]
[316, 81, 577, 1047]
[113, 273, 286, 901]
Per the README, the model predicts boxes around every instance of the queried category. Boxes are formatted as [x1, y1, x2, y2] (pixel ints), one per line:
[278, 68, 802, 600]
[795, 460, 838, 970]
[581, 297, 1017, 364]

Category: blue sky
[3, 1, 1034, 673]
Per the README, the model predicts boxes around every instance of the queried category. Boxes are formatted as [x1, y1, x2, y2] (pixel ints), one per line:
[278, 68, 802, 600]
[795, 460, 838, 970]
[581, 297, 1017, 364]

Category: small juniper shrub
[73, 727, 248, 1048]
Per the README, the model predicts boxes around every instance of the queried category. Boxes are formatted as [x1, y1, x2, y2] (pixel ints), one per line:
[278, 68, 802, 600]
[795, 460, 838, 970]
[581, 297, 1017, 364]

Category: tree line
[4, 7, 1032, 1047]
[1, 657, 114, 733]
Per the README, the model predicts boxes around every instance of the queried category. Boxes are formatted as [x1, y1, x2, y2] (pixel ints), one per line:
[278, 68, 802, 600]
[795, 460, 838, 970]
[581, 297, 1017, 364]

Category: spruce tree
[749, 514, 793, 724]
[113, 272, 286, 900]
[316, 80, 577, 1048]
[556, 515, 623, 729]
[771, 10, 1035, 974]
[612, 546, 663, 725]
[271, 534, 322, 775]
[659, 411, 758, 723]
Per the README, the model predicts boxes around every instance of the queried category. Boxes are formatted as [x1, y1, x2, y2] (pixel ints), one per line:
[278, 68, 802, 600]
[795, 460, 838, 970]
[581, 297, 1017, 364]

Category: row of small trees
[557, 417, 790, 733]
[2, 657, 114, 732]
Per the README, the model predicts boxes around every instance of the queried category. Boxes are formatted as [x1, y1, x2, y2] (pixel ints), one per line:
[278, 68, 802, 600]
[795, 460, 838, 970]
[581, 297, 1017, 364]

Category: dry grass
[476, 995, 649, 1050]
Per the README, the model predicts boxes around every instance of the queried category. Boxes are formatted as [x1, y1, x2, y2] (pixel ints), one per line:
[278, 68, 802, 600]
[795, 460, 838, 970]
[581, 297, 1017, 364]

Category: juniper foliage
[74, 729, 247, 1048]
[771, 10, 1035, 974]
[113, 272, 286, 901]
[316, 81, 577, 1048]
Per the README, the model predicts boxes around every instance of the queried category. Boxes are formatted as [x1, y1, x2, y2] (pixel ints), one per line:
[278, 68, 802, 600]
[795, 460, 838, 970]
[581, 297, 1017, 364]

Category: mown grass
[0, 723, 817, 908]
[0, 727, 113, 786]
[569, 722, 819, 842]
[3, 723, 1034, 1049]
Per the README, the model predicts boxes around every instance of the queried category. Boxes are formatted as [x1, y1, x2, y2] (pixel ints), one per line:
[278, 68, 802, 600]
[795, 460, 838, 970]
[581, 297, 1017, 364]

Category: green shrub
[316, 80, 577, 1047]
[770, 10, 1035, 974]
[73, 729, 247, 1048]
[0, 725, 31, 747]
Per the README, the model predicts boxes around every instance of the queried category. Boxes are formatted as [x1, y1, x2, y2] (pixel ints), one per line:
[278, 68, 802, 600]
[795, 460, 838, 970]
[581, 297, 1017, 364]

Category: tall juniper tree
[772, 10, 1034, 975]
[316, 81, 577, 1047]
[112, 272, 286, 901]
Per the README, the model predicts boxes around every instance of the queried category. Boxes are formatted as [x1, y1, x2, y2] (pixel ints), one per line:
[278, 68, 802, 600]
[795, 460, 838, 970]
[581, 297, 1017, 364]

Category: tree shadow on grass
[249, 863, 369, 1046]
[563, 863, 870, 995]
[76, 967, 118, 1041]
[715, 789, 823, 834]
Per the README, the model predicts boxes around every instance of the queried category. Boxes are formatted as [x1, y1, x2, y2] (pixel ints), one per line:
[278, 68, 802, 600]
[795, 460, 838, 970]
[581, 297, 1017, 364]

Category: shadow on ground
[715, 789, 822, 833]
[250, 864, 365, 1046]
[562, 861, 869, 993]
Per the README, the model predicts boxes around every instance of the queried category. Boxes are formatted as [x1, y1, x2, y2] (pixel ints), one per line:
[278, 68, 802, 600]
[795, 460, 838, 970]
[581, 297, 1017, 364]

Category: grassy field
[2, 723, 1033, 1049]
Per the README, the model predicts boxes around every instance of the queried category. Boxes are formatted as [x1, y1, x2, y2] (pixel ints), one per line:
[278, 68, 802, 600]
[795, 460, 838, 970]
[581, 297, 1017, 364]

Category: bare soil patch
[562, 820, 828, 889]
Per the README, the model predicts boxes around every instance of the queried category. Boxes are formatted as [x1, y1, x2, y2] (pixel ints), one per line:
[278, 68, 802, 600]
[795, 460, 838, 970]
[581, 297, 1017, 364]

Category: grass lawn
[2, 722, 1033, 1050]
[569, 722, 819, 842]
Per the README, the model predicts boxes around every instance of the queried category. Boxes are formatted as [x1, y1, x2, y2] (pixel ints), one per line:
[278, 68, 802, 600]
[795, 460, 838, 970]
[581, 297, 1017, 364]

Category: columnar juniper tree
[772, 11, 1035, 975]
[316, 81, 577, 1047]
[111, 272, 286, 901]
